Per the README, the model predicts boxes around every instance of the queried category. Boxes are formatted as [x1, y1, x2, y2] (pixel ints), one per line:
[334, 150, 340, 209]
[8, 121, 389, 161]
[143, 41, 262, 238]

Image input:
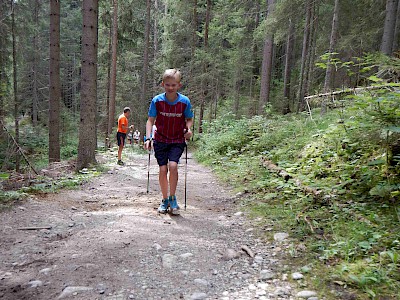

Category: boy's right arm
[144, 117, 155, 150]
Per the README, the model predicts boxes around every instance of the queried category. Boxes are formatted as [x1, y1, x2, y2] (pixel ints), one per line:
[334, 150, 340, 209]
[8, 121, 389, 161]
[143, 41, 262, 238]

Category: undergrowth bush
[196, 87, 400, 299]
[1, 111, 80, 171]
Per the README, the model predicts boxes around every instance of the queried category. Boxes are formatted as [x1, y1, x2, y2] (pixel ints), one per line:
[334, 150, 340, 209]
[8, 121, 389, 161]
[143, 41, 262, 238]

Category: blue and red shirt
[148, 93, 193, 144]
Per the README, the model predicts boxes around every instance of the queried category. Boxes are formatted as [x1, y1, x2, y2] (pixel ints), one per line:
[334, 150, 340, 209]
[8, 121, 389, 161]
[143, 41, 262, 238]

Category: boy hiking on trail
[144, 69, 193, 214]
[117, 107, 134, 165]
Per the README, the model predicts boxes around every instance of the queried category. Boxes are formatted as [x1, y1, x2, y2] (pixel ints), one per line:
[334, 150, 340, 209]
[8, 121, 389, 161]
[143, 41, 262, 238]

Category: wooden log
[304, 84, 399, 101]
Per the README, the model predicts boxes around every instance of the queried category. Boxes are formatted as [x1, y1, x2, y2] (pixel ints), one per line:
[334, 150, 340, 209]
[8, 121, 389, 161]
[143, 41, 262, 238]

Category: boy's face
[162, 78, 182, 96]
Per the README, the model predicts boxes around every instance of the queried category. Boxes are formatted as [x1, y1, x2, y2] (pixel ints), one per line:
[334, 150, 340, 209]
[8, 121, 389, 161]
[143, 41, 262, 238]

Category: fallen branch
[241, 245, 255, 258]
[17, 226, 52, 230]
[1, 120, 38, 175]
[303, 216, 314, 233]
[304, 84, 399, 101]
[261, 158, 323, 199]
[261, 159, 292, 181]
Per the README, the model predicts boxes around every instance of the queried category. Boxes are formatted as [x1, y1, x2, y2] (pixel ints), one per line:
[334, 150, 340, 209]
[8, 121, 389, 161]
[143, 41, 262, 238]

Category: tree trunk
[32, 0, 40, 126]
[189, 0, 197, 99]
[0, 30, 5, 128]
[392, 0, 400, 52]
[49, 0, 61, 163]
[105, 3, 112, 148]
[140, 0, 151, 132]
[214, 77, 219, 119]
[258, 0, 275, 114]
[249, 0, 260, 117]
[297, 0, 312, 112]
[323, 0, 339, 92]
[322, 0, 340, 115]
[77, 0, 98, 170]
[154, 0, 159, 55]
[283, 18, 295, 114]
[153, 0, 159, 92]
[11, 0, 20, 172]
[381, 0, 398, 55]
[306, 0, 319, 95]
[233, 66, 241, 116]
[198, 0, 211, 134]
[107, 0, 118, 140]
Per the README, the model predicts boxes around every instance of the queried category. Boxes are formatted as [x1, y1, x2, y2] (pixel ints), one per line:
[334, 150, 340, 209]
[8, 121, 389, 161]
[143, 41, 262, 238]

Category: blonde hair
[162, 69, 182, 82]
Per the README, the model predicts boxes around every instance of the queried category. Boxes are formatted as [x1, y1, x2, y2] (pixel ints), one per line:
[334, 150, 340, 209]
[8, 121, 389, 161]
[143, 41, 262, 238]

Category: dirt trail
[0, 148, 297, 300]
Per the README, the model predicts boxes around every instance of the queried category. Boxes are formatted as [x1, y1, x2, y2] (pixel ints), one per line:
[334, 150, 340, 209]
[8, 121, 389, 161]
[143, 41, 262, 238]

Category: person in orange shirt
[117, 107, 133, 165]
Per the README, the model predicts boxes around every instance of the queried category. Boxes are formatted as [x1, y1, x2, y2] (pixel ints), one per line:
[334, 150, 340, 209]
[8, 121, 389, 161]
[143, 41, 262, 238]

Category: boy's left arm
[184, 118, 193, 140]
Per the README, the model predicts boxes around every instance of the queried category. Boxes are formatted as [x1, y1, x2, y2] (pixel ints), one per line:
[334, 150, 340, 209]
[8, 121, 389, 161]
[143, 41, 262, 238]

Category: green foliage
[196, 93, 400, 298]
[0, 190, 29, 210]
[21, 169, 100, 195]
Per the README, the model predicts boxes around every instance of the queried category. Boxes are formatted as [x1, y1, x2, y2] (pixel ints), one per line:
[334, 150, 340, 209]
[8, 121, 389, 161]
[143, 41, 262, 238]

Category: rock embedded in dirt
[254, 255, 263, 263]
[152, 243, 162, 251]
[194, 278, 209, 286]
[28, 280, 43, 288]
[296, 290, 318, 298]
[190, 292, 208, 300]
[39, 267, 52, 275]
[222, 248, 240, 260]
[57, 286, 93, 299]
[180, 252, 194, 259]
[274, 286, 291, 296]
[259, 269, 275, 280]
[162, 253, 177, 268]
[292, 272, 304, 280]
[273, 232, 289, 242]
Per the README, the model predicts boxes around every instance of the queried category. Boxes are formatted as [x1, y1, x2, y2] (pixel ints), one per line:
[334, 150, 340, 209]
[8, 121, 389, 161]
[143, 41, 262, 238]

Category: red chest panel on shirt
[155, 101, 187, 143]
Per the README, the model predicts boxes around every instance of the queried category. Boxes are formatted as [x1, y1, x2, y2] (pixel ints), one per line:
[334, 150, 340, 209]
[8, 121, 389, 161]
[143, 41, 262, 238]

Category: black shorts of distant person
[117, 132, 126, 146]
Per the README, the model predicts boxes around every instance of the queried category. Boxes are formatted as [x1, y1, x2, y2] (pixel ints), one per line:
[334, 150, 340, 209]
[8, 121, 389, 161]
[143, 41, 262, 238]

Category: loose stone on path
[292, 272, 304, 280]
[180, 252, 194, 259]
[190, 292, 208, 300]
[162, 253, 177, 268]
[297, 290, 318, 298]
[57, 286, 93, 299]
[194, 278, 209, 286]
[259, 269, 275, 280]
[273, 232, 289, 242]
[27, 280, 43, 288]
[222, 248, 240, 260]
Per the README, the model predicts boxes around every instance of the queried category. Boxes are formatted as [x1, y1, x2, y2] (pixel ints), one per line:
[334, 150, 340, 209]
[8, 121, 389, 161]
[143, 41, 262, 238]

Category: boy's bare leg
[168, 162, 178, 196]
[159, 165, 169, 199]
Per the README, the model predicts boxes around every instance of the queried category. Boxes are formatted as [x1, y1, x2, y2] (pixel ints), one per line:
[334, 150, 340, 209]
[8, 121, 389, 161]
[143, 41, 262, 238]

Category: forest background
[0, 0, 399, 299]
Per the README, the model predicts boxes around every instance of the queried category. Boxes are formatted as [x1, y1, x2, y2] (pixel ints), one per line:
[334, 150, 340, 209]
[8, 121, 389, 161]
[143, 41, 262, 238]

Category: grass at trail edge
[195, 105, 400, 299]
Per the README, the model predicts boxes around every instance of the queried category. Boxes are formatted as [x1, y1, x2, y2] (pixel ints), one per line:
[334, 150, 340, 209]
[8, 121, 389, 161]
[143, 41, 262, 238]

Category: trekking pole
[146, 150, 151, 194]
[184, 142, 188, 210]
[146, 137, 152, 194]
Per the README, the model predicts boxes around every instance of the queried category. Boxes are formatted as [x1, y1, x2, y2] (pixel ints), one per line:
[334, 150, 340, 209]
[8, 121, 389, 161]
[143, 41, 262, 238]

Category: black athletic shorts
[117, 132, 126, 146]
[153, 141, 186, 166]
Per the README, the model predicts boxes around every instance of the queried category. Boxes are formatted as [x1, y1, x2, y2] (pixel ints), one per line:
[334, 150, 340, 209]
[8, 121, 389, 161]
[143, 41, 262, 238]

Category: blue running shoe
[158, 198, 169, 214]
[169, 195, 180, 211]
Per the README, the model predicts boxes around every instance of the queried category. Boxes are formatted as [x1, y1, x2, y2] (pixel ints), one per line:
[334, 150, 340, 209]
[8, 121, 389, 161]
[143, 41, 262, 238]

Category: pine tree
[77, 0, 99, 169]
[49, 0, 61, 162]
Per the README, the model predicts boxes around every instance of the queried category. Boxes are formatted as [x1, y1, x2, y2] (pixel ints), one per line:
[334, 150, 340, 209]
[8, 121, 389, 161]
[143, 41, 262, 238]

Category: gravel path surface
[0, 149, 316, 300]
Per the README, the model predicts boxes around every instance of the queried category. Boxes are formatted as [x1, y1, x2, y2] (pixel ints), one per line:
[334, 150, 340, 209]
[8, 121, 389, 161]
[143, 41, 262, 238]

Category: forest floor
[0, 146, 318, 300]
